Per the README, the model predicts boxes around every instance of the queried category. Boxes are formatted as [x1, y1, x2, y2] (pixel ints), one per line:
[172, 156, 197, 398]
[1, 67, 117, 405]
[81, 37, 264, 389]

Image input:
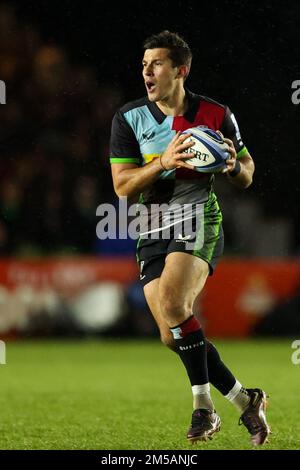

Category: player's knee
[159, 297, 191, 323]
[159, 287, 191, 323]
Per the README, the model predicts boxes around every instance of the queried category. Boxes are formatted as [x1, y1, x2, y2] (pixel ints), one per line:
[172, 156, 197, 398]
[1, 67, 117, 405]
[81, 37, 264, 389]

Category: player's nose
[144, 65, 153, 76]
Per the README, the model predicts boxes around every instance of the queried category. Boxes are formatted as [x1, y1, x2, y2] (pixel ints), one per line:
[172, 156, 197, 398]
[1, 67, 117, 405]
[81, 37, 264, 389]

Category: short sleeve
[109, 110, 142, 165]
[220, 106, 249, 159]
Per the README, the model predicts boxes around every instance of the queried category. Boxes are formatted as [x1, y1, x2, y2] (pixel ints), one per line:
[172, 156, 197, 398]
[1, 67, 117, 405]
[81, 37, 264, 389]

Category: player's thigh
[159, 252, 209, 319]
[162, 252, 209, 301]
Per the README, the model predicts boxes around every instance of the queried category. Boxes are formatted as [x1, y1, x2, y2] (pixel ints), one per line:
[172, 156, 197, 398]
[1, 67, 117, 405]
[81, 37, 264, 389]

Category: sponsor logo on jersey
[142, 131, 155, 141]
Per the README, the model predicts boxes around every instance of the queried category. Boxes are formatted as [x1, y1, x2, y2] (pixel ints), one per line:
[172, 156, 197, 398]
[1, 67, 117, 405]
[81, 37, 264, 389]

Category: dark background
[1, 0, 299, 254]
[16, 0, 300, 207]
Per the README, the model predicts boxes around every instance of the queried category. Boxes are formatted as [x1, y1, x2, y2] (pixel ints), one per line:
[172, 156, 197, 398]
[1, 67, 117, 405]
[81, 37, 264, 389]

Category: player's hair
[143, 30, 192, 69]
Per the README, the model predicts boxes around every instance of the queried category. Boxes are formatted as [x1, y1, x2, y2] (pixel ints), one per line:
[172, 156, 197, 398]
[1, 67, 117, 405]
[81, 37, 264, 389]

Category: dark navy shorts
[136, 194, 224, 287]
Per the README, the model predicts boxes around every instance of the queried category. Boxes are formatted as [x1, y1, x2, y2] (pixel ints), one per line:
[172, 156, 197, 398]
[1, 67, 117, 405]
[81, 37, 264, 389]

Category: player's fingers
[223, 157, 236, 172]
[228, 149, 236, 159]
[216, 130, 224, 139]
[170, 131, 181, 143]
[176, 161, 195, 170]
[177, 133, 192, 143]
[224, 142, 236, 159]
[225, 158, 236, 168]
[176, 140, 195, 152]
[174, 152, 196, 160]
[223, 137, 235, 149]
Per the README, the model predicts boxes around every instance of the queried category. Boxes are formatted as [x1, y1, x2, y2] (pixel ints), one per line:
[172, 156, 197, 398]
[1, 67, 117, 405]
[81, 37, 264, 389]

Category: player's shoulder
[190, 90, 228, 111]
[118, 96, 148, 115]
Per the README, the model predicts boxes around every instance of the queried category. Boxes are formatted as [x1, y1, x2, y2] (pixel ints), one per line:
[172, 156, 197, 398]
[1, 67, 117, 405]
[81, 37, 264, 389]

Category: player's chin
[147, 92, 159, 102]
[146, 88, 160, 101]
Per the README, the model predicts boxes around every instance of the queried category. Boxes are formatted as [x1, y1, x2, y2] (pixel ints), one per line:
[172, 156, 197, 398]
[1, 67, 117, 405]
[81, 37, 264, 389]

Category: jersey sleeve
[220, 106, 249, 159]
[109, 110, 142, 165]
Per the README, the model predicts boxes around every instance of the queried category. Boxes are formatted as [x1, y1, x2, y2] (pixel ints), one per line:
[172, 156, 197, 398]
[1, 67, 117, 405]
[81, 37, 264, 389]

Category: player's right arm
[109, 111, 194, 199]
[111, 160, 162, 199]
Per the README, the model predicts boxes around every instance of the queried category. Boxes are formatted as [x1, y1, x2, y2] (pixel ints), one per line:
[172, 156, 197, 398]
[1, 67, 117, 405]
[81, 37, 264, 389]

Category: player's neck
[156, 87, 187, 116]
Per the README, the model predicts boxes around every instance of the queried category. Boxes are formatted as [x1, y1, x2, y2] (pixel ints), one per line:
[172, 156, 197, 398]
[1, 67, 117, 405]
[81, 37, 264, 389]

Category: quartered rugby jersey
[109, 90, 248, 206]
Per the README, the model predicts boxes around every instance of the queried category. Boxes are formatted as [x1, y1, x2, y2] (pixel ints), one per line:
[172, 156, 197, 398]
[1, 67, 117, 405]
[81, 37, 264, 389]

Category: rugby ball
[182, 126, 230, 173]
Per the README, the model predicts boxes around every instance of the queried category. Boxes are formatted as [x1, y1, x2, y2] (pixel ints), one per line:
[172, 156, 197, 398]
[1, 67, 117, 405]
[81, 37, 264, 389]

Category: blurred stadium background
[0, 0, 299, 450]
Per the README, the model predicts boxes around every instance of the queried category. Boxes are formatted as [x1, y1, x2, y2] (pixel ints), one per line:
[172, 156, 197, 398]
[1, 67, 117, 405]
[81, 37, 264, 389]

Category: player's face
[142, 48, 179, 102]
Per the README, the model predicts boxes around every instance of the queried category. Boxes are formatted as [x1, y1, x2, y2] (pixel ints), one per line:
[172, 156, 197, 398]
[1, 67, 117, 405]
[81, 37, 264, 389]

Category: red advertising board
[0, 257, 299, 337]
[201, 259, 300, 337]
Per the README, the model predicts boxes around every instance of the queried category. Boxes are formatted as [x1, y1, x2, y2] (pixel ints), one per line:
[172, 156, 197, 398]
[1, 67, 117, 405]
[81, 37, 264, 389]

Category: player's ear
[176, 65, 190, 80]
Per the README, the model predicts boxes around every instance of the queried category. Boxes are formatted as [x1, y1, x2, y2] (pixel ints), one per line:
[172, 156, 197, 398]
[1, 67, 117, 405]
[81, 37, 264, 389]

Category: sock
[205, 341, 251, 412]
[224, 380, 250, 412]
[206, 340, 237, 395]
[170, 315, 213, 411]
[192, 384, 214, 411]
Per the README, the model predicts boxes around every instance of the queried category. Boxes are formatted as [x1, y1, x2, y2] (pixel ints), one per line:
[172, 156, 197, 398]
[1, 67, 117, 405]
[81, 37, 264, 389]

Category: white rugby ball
[182, 126, 230, 173]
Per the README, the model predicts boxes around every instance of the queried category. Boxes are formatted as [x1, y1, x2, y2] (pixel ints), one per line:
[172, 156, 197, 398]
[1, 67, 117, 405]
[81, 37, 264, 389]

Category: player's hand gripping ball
[182, 126, 230, 173]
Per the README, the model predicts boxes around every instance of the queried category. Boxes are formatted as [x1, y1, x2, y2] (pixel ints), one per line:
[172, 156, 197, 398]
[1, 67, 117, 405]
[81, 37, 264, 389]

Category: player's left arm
[219, 107, 255, 189]
[222, 140, 254, 189]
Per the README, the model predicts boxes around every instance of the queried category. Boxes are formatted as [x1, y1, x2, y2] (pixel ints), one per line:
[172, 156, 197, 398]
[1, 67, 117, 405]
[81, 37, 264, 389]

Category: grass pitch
[0, 338, 299, 450]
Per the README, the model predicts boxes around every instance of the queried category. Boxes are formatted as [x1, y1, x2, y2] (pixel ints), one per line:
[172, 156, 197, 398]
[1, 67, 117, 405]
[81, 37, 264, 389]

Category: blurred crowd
[0, 3, 122, 255]
[0, 4, 295, 258]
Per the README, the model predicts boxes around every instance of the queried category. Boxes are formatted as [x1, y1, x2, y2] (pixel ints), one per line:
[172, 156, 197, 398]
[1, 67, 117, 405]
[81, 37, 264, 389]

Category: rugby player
[109, 30, 270, 445]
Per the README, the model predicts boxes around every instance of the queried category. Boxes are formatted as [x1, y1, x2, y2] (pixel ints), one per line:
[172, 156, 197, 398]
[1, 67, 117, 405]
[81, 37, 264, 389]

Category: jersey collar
[146, 89, 200, 124]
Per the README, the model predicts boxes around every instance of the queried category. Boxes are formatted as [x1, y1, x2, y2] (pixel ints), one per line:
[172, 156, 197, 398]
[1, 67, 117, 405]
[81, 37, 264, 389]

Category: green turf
[0, 338, 299, 450]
